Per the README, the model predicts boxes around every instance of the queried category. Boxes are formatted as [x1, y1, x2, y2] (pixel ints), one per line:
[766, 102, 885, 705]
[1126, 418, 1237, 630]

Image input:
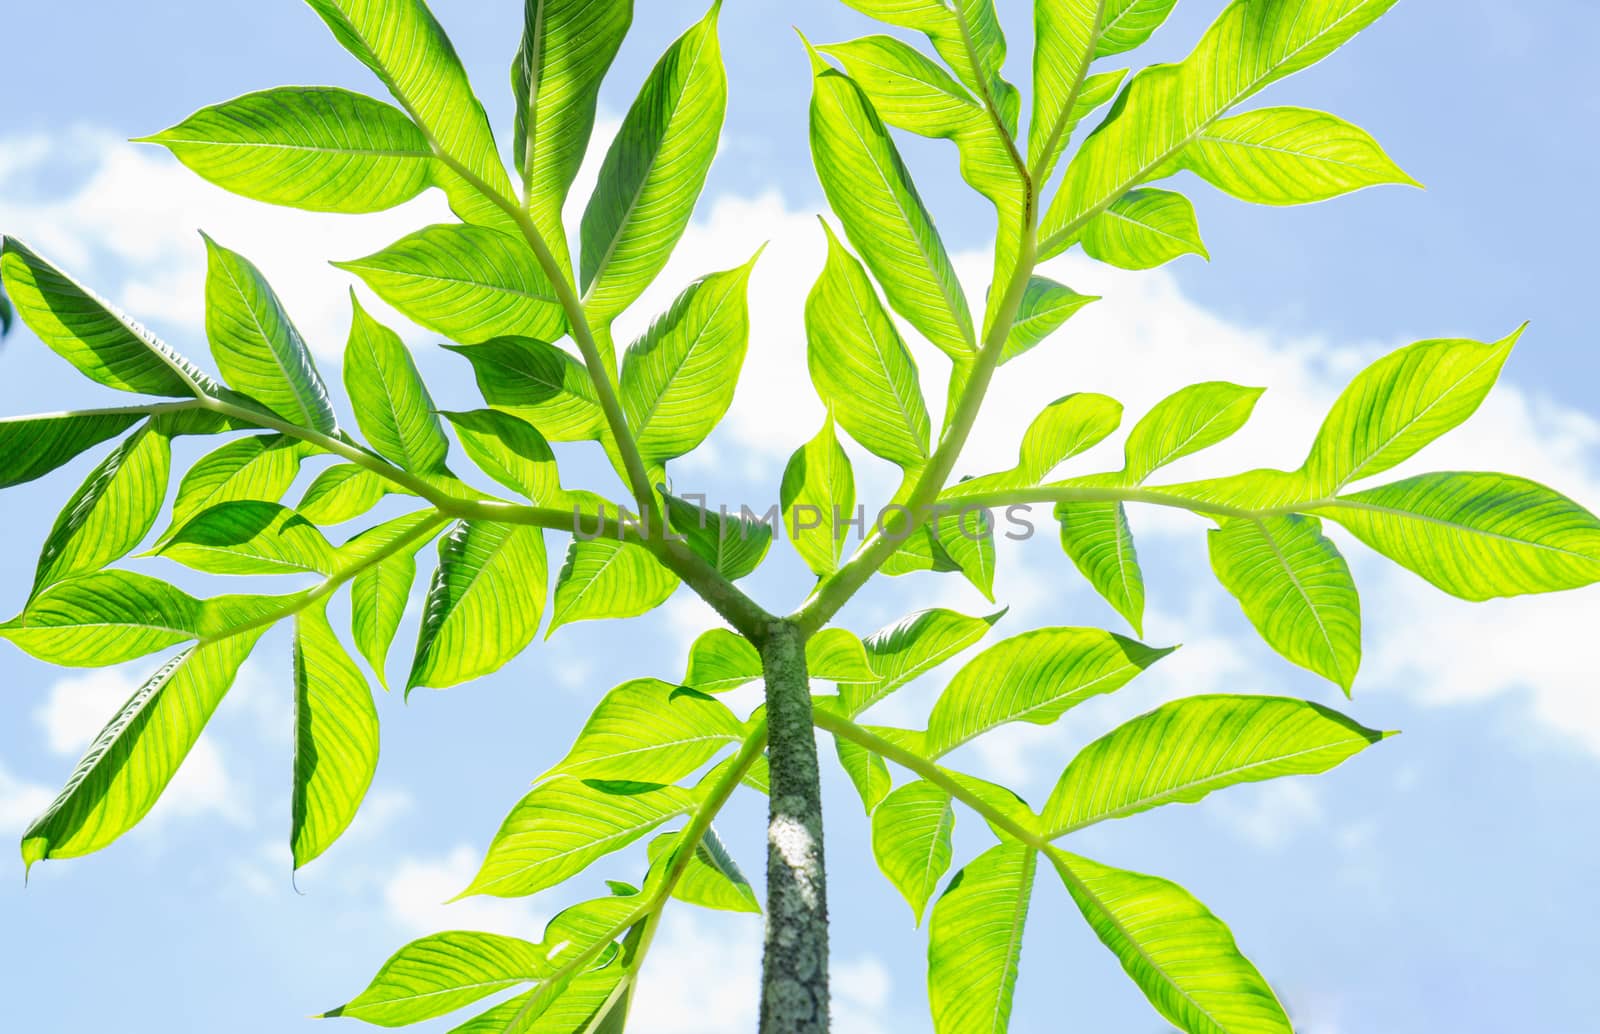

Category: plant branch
[813, 708, 1047, 851]
[947, 483, 1341, 522]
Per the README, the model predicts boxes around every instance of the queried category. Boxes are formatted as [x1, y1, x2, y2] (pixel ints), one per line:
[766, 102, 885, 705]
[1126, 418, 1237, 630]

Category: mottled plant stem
[759, 620, 829, 1033]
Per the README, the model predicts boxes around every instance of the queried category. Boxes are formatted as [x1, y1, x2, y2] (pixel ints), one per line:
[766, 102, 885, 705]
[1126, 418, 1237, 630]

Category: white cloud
[383, 845, 548, 941]
[1208, 781, 1326, 852]
[0, 761, 54, 834]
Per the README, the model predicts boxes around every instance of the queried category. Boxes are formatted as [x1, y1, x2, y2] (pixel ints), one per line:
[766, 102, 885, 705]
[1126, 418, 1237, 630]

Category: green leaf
[0, 409, 146, 489]
[872, 780, 954, 924]
[548, 538, 677, 636]
[1125, 381, 1264, 483]
[819, 35, 980, 140]
[292, 603, 378, 869]
[929, 507, 997, 601]
[1001, 278, 1098, 363]
[1097, 0, 1184, 56]
[2, 571, 203, 667]
[445, 410, 560, 505]
[21, 627, 266, 868]
[840, 1, 1016, 130]
[461, 777, 695, 898]
[335, 224, 565, 345]
[1043, 694, 1389, 836]
[138, 87, 434, 213]
[1175, 105, 1417, 205]
[445, 338, 605, 442]
[202, 235, 337, 433]
[835, 736, 892, 813]
[159, 501, 338, 577]
[619, 255, 756, 464]
[840, 608, 1002, 717]
[1050, 849, 1292, 1034]
[805, 628, 880, 684]
[323, 930, 549, 1025]
[409, 520, 548, 691]
[1321, 472, 1600, 600]
[298, 464, 390, 525]
[952, 393, 1122, 496]
[924, 627, 1173, 757]
[647, 826, 761, 914]
[1209, 515, 1362, 691]
[1302, 330, 1519, 494]
[543, 679, 743, 784]
[33, 421, 171, 595]
[0, 237, 218, 397]
[580, 3, 727, 323]
[304, 0, 517, 231]
[805, 223, 931, 470]
[663, 494, 773, 581]
[513, 0, 632, 275]
[1080, 188, 1208, 270]
[344, 295, 448, 473]
[158, 434, 311, 545]
[928, 841, 1037, 1034]
[1030, 1, 1101, 177]
[1042, 0, 1403, 257]
[809, 62, 975, 359]
[782, 414, 857, 577]
[1057, 497, 1146, 636]
[346, 512, 440, 689]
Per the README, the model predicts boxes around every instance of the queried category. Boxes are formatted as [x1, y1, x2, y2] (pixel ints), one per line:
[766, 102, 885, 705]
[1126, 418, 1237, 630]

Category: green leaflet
[548, 538, 677, 635]
[663, 494, 773, 581]
[836, 736, 892, 813]
[2, 571, 203, 667]
[1000, 278, 1099, 364]
[1125, 381, 1264, 484]
[1050, 849, 1292, 1034]
[1097, 0, 1185, 57]
[951, 393, 1122, 497]
[542, 679, 744, 784]
[619, 254, 756, 464]
[409, 520, 548, 691]
[1042, 0, 1403, 257]
[445, 410, 560, 505]
[1080, 188, 1208, 270]
[806, 223, 931, 471]
[445, 338, 605, 442]
[0, 409, 144, 489]
[1302, 330, 1519, 494]
[1030, 1, 1155, 179]
[1321, 472, 1600, 600]
[1210, 515, 1362, 691]
[840, 0, 1016, 132]
[32, 420, 171, 595]
[344, 296, 449, 473]
[138, 87, 434, 213]
[647, 826, 761, 914]
[1175, 106, 1418, 205]
[0, 237, 218, 398]
[202, 235, 338, 433]
[298, 464, 390, 525]
[839, 608, 1002, 717]
[323, 930, 550, 1025]
[304, 0, 517, 232]
[347, 511, 440, 689]
[21, 626, 266, 868]
[928, 841, 1036, 1034]
[1043, 694, 1389, 836]
[809, 59, 975, 360]
[581, 3, 726, 323]
[924, 627, 1173, 757]
[872, 780, 955, 924]
[159, 501, 338, 577]
[1057, 496, 1146, 635]
[335, 224, 565, 345]
[782, 415, 857, 577]
[682, 626, 880, 694]
[292, 602, 379, 869]
[157, 434, 311, 545]
[513, 0, 632, 275]
[461, 777, 695, 898]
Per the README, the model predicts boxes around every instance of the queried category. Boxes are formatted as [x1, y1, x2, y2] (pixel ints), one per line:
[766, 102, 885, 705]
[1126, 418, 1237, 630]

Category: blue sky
[1, 2, 1598, 1032]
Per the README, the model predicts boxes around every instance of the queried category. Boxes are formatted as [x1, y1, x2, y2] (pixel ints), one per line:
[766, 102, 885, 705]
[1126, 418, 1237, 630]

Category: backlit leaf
[298, 464, 390, 525]
[840, 608, 1002, 717]
[543, 679, 743, 784]
[158, 434, 311, 545]
[445, 410, 560, 505]
[292, 603, 379, 868]
[324, 931, 549, 1025]
[1080, 188, 1207, 271]
[344, 295, 449, 473]
[1125, 381, 1264, 484]
[1001, 278, 1098, 363]
[928, 841, 1036, 1034]
[445, 338, 605, 443]
[160, 501, 338, 577]
[647, 826, 761, 914]
[0, 409, 144, 489]
[548, 538, 676, 635]
[781, 415, 857, 577]
[871, 780, 954, 924]
[1, 571, 202, 667]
